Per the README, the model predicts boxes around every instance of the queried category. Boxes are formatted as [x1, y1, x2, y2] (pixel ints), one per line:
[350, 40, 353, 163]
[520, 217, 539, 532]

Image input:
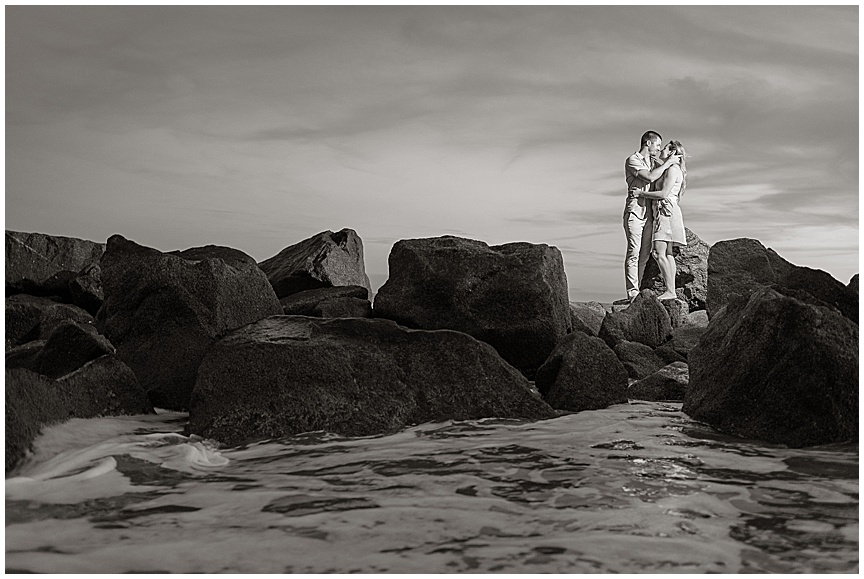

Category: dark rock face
[66, 262, 104, 316]
[316, 297, 372, 318]
[188, 316, 554, 445]
[6, 361, 152, 474]
[95, 235, 283, 410]
[569, 302, 606, 337]
[629, 362, 689, 401]
[849, 274, 859, 293]
[535, 331, 629, 412]
[640, 228, 710, 311]
[613, 340, 666, 380]
[6, 230, 105, 292]
[6, 320, 114, 379]
[706, 238, 857, 324]
[598, 290, 672, 349]
[660, 325, 709, 360]
[660, 298, 689, 329]
[373, 236, 571, 377]
[280, 285, 370, 316]
[258, 229, 373, 299]
[5, 295, 94, 350]
[684, 286, 858, 447]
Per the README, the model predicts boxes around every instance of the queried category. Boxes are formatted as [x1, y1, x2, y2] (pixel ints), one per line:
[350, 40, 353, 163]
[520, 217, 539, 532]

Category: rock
[188, 316, 555, 445]
[706, 238, 857, 324]
[654, 344, 687, 364]
[5, 230, 105, 293]
[569, 302, 606, 337]
[598, 289, 672, 349]
[660, 297, 689, 329]
[6, 320, 114, 379]
[5, 358, 152, 474]
[660, 325, 709, 360]
[56, 355, 153, 418]
[535, 331, 629, 412]
[613, 340, 667, 380]
[316, 297, 372, 318]
[67, 262, 104, 316]
[684, 310, 709, 328]
[5, 368, 65, 474]
[280, 285, 369, 315]
[849, 274, 859, 293]
[5, 294, 94, 350]
[640, 228, 710, 310]
[96, 235, 283, 410]
[373, 236, 571, 378]
[683, 286, 858, 447]
[629, 362, 689, 401]
[258, 229, 372, 299]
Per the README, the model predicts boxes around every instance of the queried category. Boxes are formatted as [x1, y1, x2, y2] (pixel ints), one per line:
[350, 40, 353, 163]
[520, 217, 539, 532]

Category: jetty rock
[280, 285, 371, 318]
[640, 227, 710, 311]
[849, 274, 858, 293]
[534, 331, 629, 412]
[6, 360, 153, 474]
[258, 229, 372, 299]
[613, 340, 666, 380]
[95, 235, 283, 410]
[188, 316, 555, 445]
[373, 236, 571, 378]
[569, 301, 607, 337]
[6, 319, 114, 380]
[6, 230, 106, 314]
[598, 289, 672, 349]
[684, 285, 858, 447]
[706, 238, 857, 324]
[5, 294, 95, 350]
[628, 362, 689, 402]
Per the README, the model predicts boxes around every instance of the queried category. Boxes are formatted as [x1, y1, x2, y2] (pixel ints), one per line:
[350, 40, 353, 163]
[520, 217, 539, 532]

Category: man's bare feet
[657, 292, 677, 300]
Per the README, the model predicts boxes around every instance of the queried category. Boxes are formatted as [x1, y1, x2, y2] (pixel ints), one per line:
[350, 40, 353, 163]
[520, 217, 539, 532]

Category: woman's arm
[640, 165, 681, 199]
[635, 155, 680, 184]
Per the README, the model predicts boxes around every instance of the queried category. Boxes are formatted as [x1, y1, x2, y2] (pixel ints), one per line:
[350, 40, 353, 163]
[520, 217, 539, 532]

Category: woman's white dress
[652, 175, 687, 246]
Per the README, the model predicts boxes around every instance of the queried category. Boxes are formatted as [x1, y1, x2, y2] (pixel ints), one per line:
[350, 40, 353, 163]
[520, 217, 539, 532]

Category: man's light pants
[623, 211, 653, 298]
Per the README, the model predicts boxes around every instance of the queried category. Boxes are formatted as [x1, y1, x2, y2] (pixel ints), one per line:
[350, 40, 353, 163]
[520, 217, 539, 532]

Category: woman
[642, 140, 687, 300]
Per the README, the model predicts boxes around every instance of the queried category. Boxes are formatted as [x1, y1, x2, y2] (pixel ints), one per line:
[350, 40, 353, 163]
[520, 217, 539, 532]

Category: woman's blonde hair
[667, 140, 687, 197]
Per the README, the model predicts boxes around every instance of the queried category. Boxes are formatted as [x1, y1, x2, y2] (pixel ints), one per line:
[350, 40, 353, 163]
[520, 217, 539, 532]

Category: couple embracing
[623, 130, 687, 302]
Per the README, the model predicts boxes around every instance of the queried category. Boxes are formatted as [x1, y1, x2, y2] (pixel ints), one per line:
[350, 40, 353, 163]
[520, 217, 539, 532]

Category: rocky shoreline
[5, 227, 859, 474]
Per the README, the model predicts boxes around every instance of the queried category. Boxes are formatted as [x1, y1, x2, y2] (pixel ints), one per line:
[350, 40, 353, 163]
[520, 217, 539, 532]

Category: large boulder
[706, 238, 857, 324]
[613, 340, 666, 380]
[534, 331, 629, 412]
[258, 229, 372, 299]
[569, 302, 607, 337]
[5, 230, 105, 293]
[6, 320, 114, 379]
[658, 325, 709, 360]
[598, 289, 672, 349]
[640, 228, 710, 311]
[629, 362, 689, 401]
[849, 274, 858, 293]
[280, 285, 370, 317]
[95, 235, 283, 410]
[5, 294, 94, 350]
[5, 361, 152, 474]
[683, 286, 858, 447]
[373, 236, 571, 377]
[188, 316, 555, 445]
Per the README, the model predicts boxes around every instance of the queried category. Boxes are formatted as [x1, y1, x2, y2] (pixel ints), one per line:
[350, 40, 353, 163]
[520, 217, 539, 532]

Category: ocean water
[5, 401, 858, 573]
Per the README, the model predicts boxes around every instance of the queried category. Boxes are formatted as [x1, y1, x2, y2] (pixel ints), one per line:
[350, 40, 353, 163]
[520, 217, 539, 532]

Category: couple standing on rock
[623, 130, 688, 303]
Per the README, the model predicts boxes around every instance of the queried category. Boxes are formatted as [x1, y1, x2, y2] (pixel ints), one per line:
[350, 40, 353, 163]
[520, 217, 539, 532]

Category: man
[622, 131, 680, 301]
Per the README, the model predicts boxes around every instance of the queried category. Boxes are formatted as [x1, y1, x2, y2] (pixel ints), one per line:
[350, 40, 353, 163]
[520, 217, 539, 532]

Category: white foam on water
[4, 402, 859, 573]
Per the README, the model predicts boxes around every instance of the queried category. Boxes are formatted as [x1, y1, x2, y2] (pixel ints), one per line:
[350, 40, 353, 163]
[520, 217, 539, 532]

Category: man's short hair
[641, 131, 662, 147]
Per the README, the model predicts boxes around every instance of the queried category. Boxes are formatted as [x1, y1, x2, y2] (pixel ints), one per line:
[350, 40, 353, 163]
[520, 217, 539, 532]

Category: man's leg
[637, 213, 654, 289]
[623, 213, 645, 299]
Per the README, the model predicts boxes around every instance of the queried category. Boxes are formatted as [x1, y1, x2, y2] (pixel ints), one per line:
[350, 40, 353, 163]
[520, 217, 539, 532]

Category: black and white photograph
[5, 4, 859, 573]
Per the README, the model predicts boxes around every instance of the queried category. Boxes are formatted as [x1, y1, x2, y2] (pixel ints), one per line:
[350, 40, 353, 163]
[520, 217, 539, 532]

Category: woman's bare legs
[653, 240, 677, 300]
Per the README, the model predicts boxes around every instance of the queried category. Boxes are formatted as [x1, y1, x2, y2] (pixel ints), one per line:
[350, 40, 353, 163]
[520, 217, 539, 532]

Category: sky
[5, 5, 859, 303]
